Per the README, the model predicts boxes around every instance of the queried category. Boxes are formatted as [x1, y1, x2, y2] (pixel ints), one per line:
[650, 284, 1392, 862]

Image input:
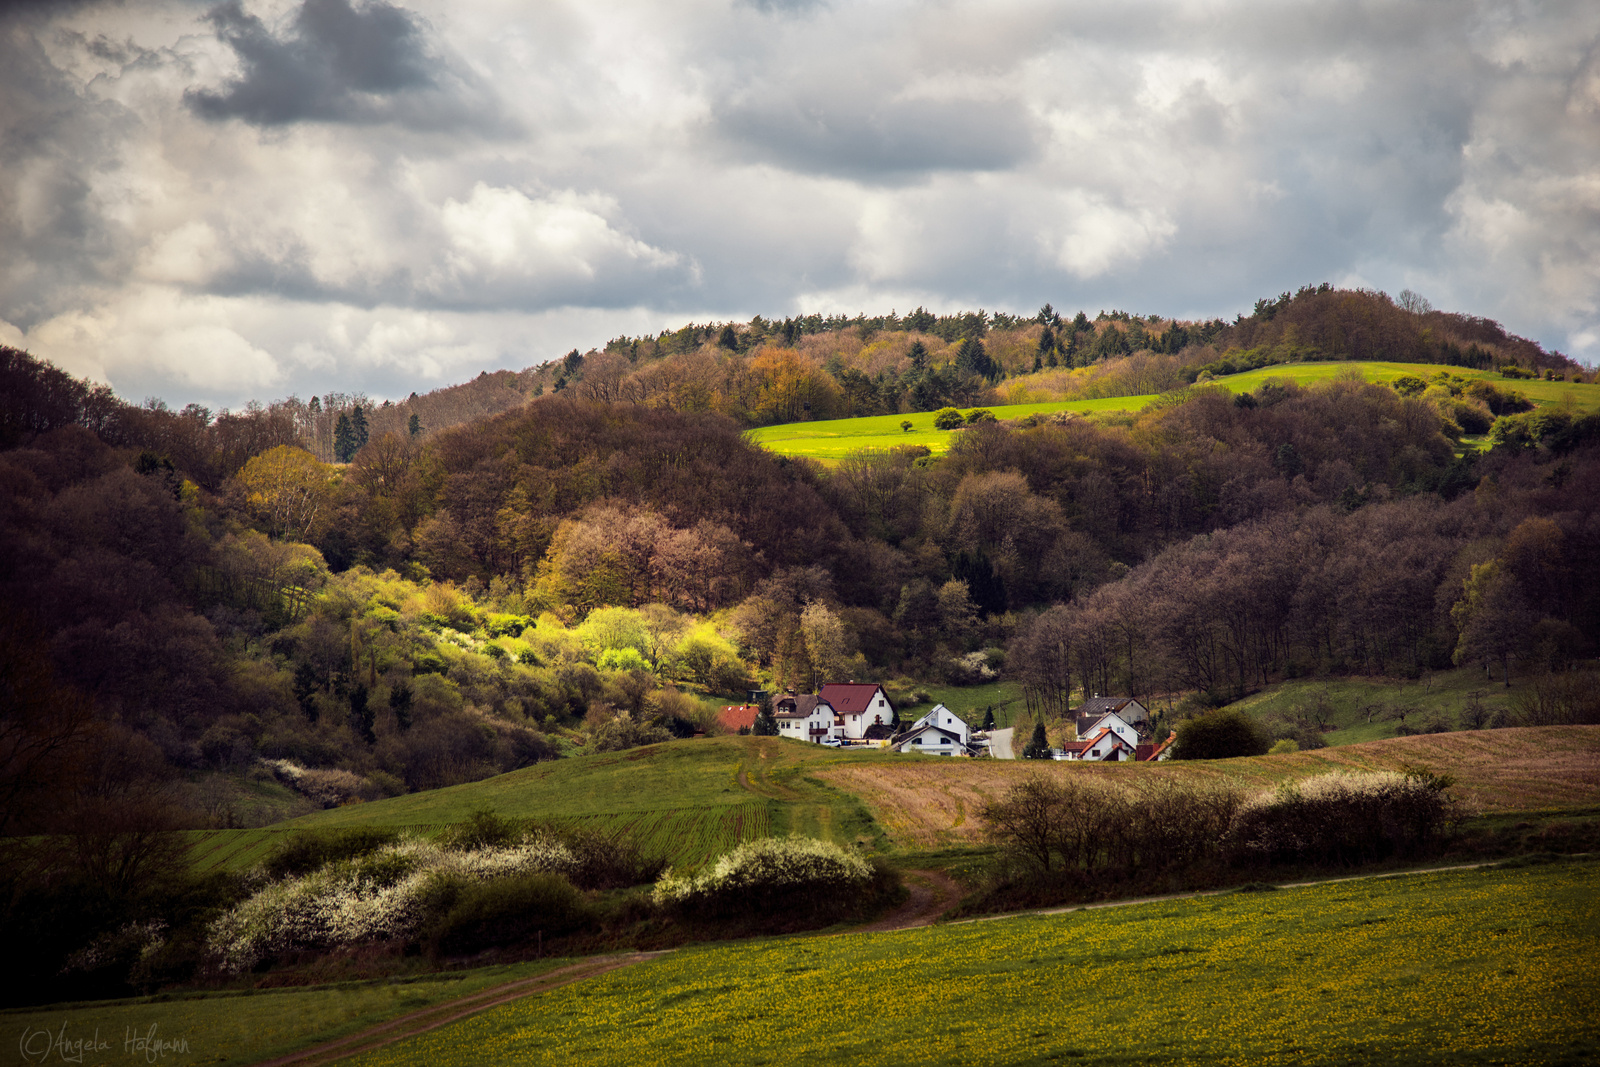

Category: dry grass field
[816, 726, 1600, 848]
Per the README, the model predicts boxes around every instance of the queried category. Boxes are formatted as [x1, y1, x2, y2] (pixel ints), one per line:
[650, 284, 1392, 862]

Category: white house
[1058, 711, 1141, 761]
[818, 683, 897, 740]
[1073, 697, 1151, 738]
[772, 693, 840, 743]
[890, 704, 971, 756]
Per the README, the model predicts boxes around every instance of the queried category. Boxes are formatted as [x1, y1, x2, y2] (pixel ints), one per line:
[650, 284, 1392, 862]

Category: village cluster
[719, 686, 1175, 761]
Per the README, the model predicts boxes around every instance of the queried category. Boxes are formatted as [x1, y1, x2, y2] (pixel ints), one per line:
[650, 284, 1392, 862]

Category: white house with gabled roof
[889, 704, 971, 756]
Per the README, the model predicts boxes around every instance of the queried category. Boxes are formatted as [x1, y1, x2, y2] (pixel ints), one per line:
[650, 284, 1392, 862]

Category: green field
[746, 395, 1159, 462]
[238, 737, 907, 870]
[324, 860, 1599, 1067]
[0, 960, 569, 1067]
[749, 361, 1599, 463]
[1224, 666, 1518, 746]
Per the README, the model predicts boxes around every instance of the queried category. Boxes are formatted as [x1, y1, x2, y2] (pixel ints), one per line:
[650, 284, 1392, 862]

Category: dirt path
[851, 869, 964, 934]
[252, 952, 668, 1067]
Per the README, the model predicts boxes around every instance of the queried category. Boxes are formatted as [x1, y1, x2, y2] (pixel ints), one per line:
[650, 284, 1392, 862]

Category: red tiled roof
[818, 683, 889, 716]
[718, 705, 757, 732]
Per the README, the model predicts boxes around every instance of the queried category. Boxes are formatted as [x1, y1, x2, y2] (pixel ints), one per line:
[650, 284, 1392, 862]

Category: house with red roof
[817, 683, 897, 741]
[718, 705, 758, 734]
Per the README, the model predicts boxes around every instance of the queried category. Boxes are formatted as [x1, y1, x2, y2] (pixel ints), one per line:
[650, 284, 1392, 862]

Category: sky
[2, 0, 1597, 410]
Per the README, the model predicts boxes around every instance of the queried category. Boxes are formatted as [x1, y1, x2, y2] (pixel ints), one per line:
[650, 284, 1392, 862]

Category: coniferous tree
[408, 413, 421, 438]
[752, 693, 778, 736]
[351, 405, 369, 451]
[1023, 720, 1051, 759]
[333, 412, 356, 462]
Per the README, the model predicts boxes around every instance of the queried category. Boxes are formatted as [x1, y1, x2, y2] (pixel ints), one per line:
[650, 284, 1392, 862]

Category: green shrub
[933, 408, 965, 430]
[1222, 771, 1455, 866]
[263, 828, 401, 880]
[439, 809, 524, 852]
[1171, 710, 1270, 760]
[422, 872, 590, 959]
[964, 409, 996, 424]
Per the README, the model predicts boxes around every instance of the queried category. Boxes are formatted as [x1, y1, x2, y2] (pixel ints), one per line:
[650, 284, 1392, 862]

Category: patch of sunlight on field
[749, 361, 1598, 464]
[746, 395, 1157, 463]
[343, 861, 1600, 1067]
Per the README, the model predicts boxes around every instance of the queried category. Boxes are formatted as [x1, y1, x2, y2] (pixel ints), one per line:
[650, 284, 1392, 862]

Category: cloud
[4, 0, 1600, 414]
[715, 90, 1038, 180]
[422, 183, 696, 308]
[185, 0, 499, 130]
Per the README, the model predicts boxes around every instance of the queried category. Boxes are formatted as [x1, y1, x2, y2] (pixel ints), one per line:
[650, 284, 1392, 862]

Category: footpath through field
[250, 953, 667, 1067]
[246, 857, 1574, 1066]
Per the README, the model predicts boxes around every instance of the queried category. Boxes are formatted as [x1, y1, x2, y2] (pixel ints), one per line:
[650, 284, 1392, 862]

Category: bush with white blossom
[208, 835, 579, 973]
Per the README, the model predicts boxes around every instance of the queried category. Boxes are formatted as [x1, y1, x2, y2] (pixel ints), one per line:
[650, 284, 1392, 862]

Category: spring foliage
[652, 836, 874, 919]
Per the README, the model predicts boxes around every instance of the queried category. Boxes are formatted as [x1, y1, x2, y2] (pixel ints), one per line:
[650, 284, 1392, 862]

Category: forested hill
[1, 285, 1598, 843]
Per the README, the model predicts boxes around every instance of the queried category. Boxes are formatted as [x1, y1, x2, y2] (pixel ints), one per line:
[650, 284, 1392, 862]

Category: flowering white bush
[209, 835, 580, 973]
[653, 836, 872, 913]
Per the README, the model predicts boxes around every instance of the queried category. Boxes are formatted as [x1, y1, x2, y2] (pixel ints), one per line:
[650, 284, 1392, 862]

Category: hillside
[751, 360, 1600, 464]
[816, 727, 1600, 848]
[185, 737, 896, 873]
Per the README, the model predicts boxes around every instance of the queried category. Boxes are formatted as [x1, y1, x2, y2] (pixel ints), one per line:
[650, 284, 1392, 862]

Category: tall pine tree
[333, 412, 356, 462]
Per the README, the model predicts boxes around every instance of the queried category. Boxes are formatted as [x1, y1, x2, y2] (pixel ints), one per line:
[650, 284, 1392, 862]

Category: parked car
[820, 737, 844, 747]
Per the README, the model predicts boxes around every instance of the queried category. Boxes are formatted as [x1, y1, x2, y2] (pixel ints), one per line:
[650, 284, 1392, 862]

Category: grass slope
[746, 395, 1157, 463]
[817, 726, 1600, 848]
[198, 738, 909, 873]
[0, 960, 568, 1067]
[334, 861, 1599, 1067]
[750, 361, 1600, 463]
[1221, 666, 1520, 745]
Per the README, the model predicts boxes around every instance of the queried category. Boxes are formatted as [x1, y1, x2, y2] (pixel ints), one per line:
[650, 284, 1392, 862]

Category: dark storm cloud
[186, 0, 495, 129]
[716, 92, 1037, 179]
[0, 15, 126, 329]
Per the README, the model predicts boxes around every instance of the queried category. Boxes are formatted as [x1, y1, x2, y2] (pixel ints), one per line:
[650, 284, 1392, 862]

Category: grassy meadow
[0, 959, 570, 1067]
[749, 360, 1600, 463]
[1223, 665, 1521, 746]
[320, 859, 1600, 1067]
[184, 737, 922, 873]
[745, 394, 1157, 463]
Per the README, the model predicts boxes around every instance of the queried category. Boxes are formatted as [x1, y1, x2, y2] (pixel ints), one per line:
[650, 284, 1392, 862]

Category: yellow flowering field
[346, 860, 1600, 1067]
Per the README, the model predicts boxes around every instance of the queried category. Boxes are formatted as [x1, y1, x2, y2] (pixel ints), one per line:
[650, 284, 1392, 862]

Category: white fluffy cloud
[1, 0, 1597, 408]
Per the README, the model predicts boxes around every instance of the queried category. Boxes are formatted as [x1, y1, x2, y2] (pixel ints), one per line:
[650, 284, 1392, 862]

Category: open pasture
[816, 726, 1600, 848]
[337, 860, 1600, 1067]
[242, 737, 896, 871]
[745, 395, 1156, 463]
[749, 361, 1598, 463]
[0, 960, 570, 1067]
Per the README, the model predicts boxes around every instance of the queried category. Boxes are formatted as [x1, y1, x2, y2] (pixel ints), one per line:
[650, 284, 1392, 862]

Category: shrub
[933, 407, 965, 430]
[1268, 738, 1299, 755]
[439, 809, 524, 852]
[421, 872, 590, 959]
[209, 836, 583, 972]
[1171, 710, 1270, 759]
[263, 828, 401, 880]
[964, 409, 996, 424]
[1222, 771, 1455, 866]
[652, 837, 875, 922]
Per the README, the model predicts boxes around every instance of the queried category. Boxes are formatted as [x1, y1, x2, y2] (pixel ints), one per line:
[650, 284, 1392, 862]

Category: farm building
[1072, 696, 1150, 739]
[818, 683, 898, 740]
[1057, 709, 1176, 762]
[772, 693, 840, 743]
[890, 704, 973, 756]
[718, 705, 758, 733]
